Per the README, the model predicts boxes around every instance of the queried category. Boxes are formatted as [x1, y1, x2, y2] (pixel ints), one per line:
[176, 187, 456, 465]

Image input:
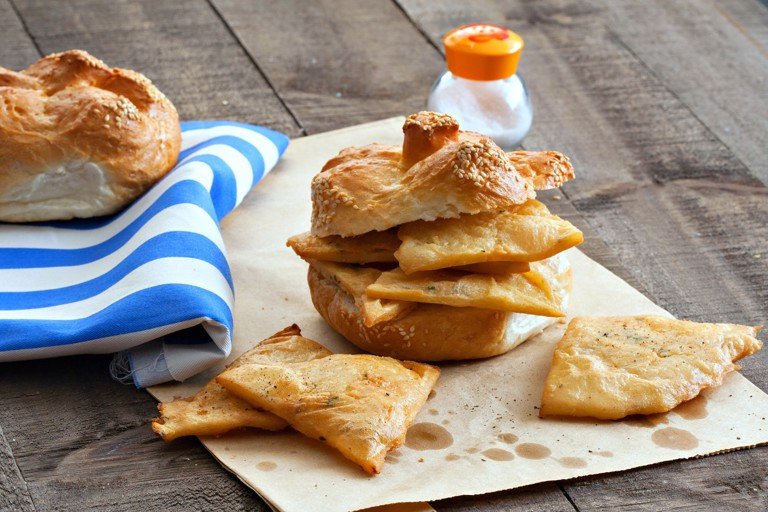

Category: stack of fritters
[153, 325, 440, 475]
[288, 112, 583, 361]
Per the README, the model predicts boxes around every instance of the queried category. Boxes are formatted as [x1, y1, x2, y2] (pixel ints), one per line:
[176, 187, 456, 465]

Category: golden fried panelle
[287, 228, 531, 276]
[540, 316, 763, 420]
[396, 200, 583, 274]
[366, 257, 567, 317]
[308, 259, 571, 361]
[287, 230, 399, 264]
[152, 325, 331, 440]
[217, 353, 439, 475]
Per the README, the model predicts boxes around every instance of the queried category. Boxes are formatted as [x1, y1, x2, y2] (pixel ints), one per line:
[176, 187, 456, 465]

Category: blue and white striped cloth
[0, 121, 289, 388]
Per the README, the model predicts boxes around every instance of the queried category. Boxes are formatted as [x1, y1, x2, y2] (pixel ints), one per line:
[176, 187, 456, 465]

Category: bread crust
[308, 257, 572, 361]
[507, 150, 574, 190]
[310, 113, 534, 237]
[0, 50, 181, 221]
[310, 113, 578, 238]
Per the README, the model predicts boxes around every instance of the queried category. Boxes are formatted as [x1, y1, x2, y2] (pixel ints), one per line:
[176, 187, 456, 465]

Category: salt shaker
[427, 24, 532, 150]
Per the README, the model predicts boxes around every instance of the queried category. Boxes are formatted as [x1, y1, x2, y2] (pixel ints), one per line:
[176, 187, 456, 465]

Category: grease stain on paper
[481, 448, 514, 461]
[673, 396, 708, 420]
[386, 451, 401, 464]
[405, 423, 453, 451]
[652, 427, 699, 450]
[257, 461, 277, 471]
[515, 443, 551, 459]
[557, 457, 587, 468]
[624, 413, 669, 428]
[497, 433, 519, 445]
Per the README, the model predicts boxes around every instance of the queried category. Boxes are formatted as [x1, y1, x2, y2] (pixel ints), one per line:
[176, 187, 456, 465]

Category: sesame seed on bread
[310, 112, 573, 238]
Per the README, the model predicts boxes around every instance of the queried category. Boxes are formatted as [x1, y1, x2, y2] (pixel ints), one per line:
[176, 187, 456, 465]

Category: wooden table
[1, 1, 766, 510]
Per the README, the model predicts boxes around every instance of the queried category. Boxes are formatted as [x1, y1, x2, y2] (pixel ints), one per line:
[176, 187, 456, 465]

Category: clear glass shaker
[427, 24, 532, 150]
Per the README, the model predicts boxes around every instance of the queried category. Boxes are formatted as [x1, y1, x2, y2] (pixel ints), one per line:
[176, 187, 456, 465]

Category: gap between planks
[6, 0, 43, 56]
[206, 0, 305, 135]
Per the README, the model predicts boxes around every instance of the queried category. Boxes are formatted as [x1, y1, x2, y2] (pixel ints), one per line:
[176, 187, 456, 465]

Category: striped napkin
[0, 121, 289, 388]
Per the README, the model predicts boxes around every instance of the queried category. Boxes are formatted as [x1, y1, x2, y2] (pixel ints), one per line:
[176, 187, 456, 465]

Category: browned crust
[309, 114, 580, 238]
[310, 115, 535, 237]
[401, 111, 459, 168]
[507, 150, 575, 190]
[0, 50, 181, 221]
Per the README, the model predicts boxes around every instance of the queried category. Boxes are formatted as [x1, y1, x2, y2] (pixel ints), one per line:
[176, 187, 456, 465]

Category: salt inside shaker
[427, 24, 532, 150]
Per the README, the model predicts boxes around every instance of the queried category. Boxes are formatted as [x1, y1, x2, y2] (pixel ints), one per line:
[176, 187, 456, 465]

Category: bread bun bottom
[308, 254, 572, 361]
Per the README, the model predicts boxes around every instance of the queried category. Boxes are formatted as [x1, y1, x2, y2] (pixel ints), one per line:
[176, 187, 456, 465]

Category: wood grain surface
[0, 0, 39, 68]
[1, 0, 767, 510]
[212, 0, 445, 134]
[11, 0, 301, 135]
[0, 425, 33, 512]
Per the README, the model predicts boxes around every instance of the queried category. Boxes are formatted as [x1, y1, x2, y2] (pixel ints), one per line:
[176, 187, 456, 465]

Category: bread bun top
[0, 50, 181, 221]
[311, 112, 536, 237]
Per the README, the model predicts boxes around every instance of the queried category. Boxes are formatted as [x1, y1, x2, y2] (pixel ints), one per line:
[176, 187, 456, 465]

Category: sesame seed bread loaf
[0, 50, 181, 222]
[307, 254, 572, 361]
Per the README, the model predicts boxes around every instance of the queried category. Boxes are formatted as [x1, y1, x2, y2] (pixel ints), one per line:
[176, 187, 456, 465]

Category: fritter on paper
[152, 325, 331, 440]
[539, 316, 763, 420]
[217, 353, 439, 475]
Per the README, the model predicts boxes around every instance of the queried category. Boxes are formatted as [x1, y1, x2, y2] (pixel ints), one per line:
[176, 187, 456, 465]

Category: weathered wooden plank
[0, 0, 40, 69]
[0, 424, 35, 512]
[433, 482, 576, 512]
[719, 0, 768, 48]
[0, 3, 39, 510]
[566, 446, 768, 512]
[11, 0, 301, 135]
[397, 0, 768, 511]
[0, 356, 269, 511]
[598, 0, 768, 185]
[212, 0, 445, 134]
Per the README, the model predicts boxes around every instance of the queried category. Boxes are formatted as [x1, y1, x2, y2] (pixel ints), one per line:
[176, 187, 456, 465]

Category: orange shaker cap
[443, 24, 524, 81]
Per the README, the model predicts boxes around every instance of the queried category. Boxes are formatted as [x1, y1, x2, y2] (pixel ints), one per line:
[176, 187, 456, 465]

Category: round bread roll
[308, 254, 572, 361]
[0, 50, 181, 222]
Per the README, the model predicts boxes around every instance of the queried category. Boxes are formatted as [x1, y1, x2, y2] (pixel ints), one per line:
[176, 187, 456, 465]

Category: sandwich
[288, 111, 583, 361]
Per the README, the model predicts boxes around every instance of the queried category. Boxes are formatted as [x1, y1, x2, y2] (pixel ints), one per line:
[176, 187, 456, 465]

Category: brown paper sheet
[148, 118, 768, 512]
